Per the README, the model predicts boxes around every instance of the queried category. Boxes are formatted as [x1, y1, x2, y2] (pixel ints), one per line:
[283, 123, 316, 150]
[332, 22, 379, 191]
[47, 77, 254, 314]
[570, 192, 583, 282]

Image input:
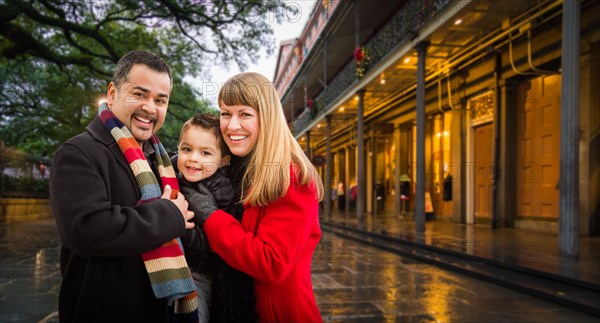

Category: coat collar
[86, 115, 116, 147]
[85, 117, 142, 200]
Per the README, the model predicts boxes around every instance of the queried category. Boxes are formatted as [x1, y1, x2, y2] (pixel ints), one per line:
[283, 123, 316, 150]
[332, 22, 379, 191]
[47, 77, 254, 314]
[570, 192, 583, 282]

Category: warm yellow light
[380, 78, 386, 85]
[339, 106, 345, 112]
[443, 131, 449, 136]
[454, 18, 463, 25]
[403, 57, 411, 64]
[437, 132, 442, 138]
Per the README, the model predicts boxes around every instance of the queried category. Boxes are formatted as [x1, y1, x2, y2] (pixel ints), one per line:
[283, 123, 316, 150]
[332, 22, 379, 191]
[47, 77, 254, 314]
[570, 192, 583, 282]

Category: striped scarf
[98, 103, 198, 322]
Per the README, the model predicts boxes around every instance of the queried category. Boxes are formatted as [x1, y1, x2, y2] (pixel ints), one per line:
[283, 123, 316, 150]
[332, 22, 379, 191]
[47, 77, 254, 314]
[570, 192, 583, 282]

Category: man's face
[106, 64, 171, 143]
[177, 126, 224, 182]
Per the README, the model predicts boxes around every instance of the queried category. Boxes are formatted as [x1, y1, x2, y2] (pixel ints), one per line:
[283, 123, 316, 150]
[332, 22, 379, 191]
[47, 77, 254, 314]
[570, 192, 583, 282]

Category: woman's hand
[180, 184, 218, 226]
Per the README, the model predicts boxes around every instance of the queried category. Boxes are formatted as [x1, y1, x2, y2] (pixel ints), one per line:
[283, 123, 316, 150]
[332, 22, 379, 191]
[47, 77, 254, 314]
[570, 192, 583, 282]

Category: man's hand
[162, 185, 195, 229]
[180, 185, 218, 227]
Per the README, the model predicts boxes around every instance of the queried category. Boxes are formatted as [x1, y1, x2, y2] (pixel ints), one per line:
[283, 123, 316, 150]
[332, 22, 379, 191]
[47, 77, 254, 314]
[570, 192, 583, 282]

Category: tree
[0, 0, 295, 155]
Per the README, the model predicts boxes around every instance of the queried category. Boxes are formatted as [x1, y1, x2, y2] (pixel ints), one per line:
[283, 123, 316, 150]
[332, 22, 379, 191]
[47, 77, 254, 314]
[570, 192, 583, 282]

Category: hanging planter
[354, 47, 364, 62]
[354, 46, 370, 79]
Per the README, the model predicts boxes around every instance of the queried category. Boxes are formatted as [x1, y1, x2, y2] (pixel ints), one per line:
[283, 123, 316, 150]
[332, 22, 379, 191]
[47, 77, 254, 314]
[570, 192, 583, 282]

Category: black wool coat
[50, 116, 186, 323]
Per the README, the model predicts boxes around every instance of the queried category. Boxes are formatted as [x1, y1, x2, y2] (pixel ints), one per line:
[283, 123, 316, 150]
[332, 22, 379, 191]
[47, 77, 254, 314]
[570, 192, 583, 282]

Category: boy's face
[177, 126, 225, 182]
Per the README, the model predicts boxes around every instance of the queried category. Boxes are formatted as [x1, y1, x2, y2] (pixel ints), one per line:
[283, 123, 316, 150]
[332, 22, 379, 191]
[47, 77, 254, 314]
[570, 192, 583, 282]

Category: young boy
[174, 113, 233, 322]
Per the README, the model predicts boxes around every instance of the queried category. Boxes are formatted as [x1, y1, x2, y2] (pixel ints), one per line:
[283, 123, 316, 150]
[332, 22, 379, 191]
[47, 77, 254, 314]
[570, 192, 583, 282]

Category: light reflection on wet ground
[330, 213, 600, 285]
[0, 217, 61, 322]
[312, 232, 598, 322]
[0, 217, 597, 322]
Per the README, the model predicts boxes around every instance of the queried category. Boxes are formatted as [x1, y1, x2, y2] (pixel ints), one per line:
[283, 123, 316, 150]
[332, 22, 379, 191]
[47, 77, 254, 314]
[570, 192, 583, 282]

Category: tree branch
[10, 0, 121, 61]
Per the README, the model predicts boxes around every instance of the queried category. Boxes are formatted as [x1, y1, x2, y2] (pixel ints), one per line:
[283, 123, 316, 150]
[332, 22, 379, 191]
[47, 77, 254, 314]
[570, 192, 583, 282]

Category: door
[517, 75, 561, 218]
[474, 122, 494, 218]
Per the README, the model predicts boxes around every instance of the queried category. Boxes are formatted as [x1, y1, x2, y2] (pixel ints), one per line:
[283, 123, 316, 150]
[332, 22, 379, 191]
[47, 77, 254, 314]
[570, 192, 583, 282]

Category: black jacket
[178, 167, 234, 276]
[50, 116, 186, 322]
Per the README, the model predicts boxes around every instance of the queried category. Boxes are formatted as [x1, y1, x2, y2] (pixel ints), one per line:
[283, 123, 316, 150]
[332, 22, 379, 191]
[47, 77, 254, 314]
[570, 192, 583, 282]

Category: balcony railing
[294, 0, 452, 136]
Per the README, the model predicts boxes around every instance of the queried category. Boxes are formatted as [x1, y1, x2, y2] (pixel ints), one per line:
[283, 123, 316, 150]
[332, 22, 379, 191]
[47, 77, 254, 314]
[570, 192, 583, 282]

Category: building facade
[273, 0, 600, 256]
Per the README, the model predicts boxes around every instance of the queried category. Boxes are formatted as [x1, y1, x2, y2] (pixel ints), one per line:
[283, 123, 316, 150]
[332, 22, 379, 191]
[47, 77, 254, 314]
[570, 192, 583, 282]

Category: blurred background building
[273, 0, 599, 257]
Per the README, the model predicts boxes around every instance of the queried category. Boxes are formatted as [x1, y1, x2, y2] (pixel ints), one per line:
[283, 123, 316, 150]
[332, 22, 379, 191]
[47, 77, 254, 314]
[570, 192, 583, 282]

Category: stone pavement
[0, 216, 597, 322]
[313, 231, 597, 322]
[323, 211, 600, 286]
[0, 216, 61, 322]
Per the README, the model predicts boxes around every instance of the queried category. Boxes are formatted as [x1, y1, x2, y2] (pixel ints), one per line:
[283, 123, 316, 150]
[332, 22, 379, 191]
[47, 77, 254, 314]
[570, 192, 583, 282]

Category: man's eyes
[131, 92, 167, 105]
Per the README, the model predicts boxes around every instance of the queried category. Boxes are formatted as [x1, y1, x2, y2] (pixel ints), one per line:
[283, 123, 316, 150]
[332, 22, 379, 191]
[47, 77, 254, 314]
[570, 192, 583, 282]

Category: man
[50, 51, 196, 322]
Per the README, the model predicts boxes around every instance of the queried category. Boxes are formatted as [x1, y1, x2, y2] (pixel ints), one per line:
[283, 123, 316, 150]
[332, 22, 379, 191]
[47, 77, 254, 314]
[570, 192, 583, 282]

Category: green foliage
[1, 59, 103, 155]
[0, 174, 49, 197]
[0, 0, 295, 156]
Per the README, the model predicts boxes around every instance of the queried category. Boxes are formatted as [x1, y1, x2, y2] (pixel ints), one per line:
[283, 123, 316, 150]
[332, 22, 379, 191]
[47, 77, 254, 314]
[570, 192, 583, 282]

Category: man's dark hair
[179, 113, 230, 156]
[112, 50, 172, 89]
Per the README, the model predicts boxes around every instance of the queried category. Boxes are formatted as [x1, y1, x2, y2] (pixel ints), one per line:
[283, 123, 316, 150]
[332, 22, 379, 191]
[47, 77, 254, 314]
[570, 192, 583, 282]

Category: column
[496, 79, 518, 228]
[415, 41, 429, 234]
[394, 126, 402, 215]
[559, 0, 580, 259]
[305, 131, 311, 158]
[491, 54, 502, 229]
[370, 126, 376, 215]
[344, 147, 351, 214]
[356, 90, 366, 221]
[325, 115, 333, 219]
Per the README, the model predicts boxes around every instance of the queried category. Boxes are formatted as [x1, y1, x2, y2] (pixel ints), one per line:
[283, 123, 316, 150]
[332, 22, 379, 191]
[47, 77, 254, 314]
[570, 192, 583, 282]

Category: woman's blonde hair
[218, 72, 324, 206]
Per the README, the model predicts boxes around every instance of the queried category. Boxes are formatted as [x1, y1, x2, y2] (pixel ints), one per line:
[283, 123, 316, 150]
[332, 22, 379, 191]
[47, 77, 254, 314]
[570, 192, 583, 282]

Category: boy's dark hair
[179, 113, 230, 156]
[112, 50, 172, 89]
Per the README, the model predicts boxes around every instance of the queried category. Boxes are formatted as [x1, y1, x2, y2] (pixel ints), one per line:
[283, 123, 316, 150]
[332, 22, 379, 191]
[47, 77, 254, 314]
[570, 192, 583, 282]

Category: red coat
[204, 170, 322, 323]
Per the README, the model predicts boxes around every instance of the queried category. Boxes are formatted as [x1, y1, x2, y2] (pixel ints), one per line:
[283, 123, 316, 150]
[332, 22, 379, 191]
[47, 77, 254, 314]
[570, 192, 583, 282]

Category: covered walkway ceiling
[291, 0, 555, 147]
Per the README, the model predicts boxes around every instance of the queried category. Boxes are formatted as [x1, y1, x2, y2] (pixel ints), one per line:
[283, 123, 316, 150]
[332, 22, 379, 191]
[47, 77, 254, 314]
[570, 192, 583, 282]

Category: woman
[182, 72, 324, 322]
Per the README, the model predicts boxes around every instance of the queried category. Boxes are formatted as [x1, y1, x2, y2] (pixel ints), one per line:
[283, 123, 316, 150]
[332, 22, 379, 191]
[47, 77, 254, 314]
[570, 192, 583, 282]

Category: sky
[191, 1, 316, 108]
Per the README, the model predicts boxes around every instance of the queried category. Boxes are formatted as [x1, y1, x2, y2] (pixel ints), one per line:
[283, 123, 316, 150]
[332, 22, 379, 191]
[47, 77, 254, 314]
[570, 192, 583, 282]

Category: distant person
[174, 113, 234, 322]
[337, 181, 345, 212]
[182, 72, 325, 322]
[50, 51, 197, 322]
[376, 181, 385, 214]
[350, 184, 357, 211]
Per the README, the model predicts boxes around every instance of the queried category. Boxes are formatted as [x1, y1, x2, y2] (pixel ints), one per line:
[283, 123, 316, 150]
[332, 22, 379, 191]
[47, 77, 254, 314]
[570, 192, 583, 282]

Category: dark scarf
[210, 154, 259, 323]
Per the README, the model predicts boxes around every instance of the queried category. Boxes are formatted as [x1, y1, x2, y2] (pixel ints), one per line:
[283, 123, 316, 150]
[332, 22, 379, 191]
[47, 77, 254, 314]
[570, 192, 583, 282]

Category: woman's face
[219, 104, 260, 157]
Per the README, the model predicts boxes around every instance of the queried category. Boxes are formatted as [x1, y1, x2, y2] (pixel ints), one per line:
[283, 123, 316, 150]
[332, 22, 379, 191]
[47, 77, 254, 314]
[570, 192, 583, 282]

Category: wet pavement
[1, 216, 598, 322]
[324, 211, 600, 287]
[0, 216, 61, 323]
[313, 231, 597, 322]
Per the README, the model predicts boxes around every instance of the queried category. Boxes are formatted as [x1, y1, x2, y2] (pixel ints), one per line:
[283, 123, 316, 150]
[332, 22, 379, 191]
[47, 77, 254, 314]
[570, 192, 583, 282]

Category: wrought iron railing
[294, 0, 452, 136]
